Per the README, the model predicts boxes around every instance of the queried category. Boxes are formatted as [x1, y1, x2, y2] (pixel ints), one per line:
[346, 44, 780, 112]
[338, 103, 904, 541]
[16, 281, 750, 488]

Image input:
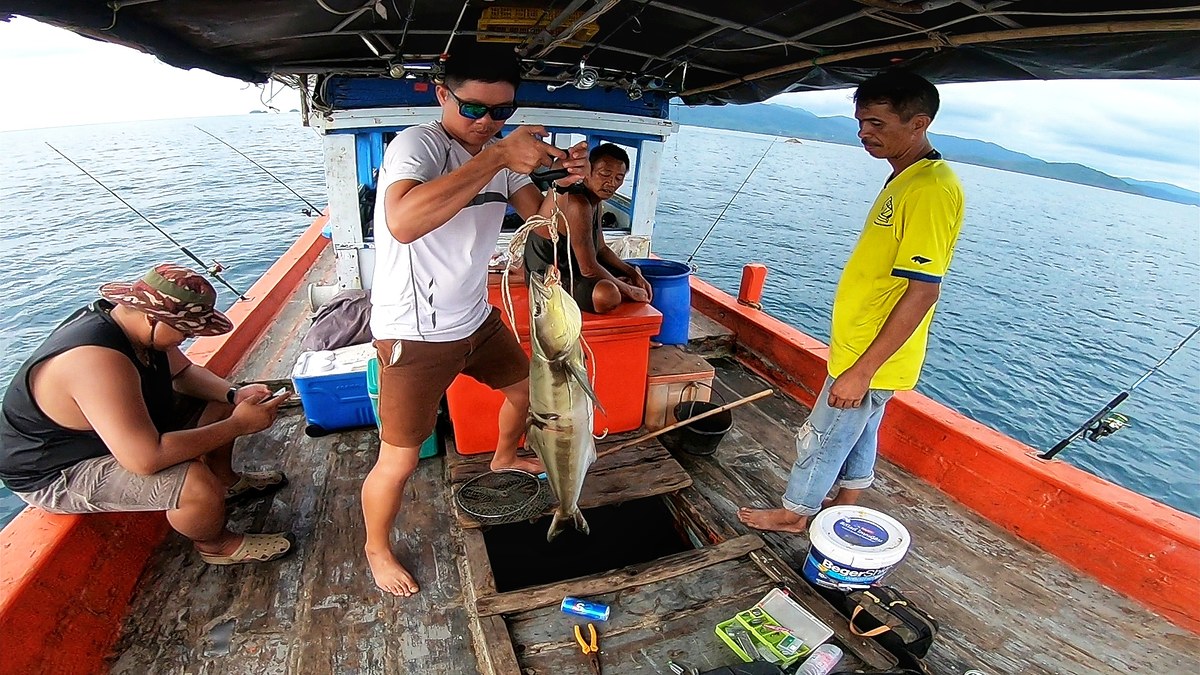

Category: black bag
[847, 587, 938, 660]
[697, 665, 784, 675]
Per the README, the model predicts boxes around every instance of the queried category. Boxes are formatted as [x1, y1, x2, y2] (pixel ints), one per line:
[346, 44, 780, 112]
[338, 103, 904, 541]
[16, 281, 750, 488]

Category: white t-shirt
[370, 122, 532, 341]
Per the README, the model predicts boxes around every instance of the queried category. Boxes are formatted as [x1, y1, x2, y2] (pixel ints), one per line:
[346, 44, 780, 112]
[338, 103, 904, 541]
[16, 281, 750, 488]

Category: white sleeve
[506, 168, 534, 198]
[380, 125, 448, 185]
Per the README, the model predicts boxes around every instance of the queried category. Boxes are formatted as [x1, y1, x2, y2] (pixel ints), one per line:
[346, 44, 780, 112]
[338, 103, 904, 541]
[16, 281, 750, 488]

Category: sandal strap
[237, 470, 285, 488]
[200, 532, 294, 565]
[225, 470, 287, 500]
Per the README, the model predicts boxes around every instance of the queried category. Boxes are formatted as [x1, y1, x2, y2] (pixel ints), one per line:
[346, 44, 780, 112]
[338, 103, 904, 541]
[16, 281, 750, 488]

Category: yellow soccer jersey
[829, 155, 964, 390]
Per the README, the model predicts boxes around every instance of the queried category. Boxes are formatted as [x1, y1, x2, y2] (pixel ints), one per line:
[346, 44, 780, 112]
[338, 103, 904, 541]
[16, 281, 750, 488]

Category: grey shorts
[15, 454, 191, 514]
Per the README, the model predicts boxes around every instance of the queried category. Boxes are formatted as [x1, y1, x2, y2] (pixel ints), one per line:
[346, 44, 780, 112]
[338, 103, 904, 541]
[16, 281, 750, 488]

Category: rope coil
[500, 192, 607, 437]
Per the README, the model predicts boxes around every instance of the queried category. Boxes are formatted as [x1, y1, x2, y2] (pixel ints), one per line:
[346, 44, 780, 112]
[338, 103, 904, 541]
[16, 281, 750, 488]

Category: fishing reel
[547, 59, 599, 92]
[1086, 412, 1130, 442]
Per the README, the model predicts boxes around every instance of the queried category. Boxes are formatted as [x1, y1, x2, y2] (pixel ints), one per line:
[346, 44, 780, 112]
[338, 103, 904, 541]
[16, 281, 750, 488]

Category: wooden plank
[452, 442, 693, 529]
[461, 503, 522, 675]
[668, 482, 895, 669]
[476, 535, 764, 617]
[508, 558, 867, 674]
[683, 359, 1200, 675]
[512, 560, 774, 674]
[664, 488, 740, 546]
[749, 550, 896, 669]
[450, 440, 678, 485]
[686, 312, 735, 359]
[473, 616, 523, 675]
[461, 528, 497, 599]
[647, 345, 715, 381]
[109, 253, 482, 675]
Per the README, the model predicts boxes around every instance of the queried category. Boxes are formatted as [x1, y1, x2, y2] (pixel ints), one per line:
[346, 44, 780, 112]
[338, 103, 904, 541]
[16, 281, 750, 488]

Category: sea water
[0, 116, 1195, 525]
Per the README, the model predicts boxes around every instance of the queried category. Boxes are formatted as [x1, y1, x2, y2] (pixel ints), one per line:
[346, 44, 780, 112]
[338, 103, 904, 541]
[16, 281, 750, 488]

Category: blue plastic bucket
[628, 258, 691, 345]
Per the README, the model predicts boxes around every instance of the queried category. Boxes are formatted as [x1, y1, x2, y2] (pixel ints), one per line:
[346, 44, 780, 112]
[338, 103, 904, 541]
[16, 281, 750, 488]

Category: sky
[779, 81, 1200, 193]
[1, 16, 1198, 192]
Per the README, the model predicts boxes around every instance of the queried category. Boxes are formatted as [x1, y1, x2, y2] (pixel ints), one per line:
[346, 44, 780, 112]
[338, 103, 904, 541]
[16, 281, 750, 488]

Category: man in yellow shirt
[739, 70, 965, 533]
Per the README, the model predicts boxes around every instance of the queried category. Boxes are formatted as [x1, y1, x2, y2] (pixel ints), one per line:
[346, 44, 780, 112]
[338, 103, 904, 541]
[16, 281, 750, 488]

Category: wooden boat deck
[109, 251, 1200, 673]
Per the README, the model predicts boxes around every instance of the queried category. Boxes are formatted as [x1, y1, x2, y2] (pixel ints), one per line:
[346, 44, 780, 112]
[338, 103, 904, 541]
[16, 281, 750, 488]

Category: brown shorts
[15, 454, 191, 514]
[374, 308, 528, 448]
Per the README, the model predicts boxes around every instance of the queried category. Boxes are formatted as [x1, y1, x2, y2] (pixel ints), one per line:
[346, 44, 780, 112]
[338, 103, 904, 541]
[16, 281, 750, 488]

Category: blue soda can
[561, 596, 610, 621]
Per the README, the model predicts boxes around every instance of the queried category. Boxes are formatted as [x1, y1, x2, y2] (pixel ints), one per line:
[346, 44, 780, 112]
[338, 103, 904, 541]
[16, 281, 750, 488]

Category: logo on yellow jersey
[873, 196, 894, 227]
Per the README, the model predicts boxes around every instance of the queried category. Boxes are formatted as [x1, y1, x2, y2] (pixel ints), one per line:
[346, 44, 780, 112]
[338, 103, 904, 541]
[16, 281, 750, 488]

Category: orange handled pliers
[573, 622, 600, 674]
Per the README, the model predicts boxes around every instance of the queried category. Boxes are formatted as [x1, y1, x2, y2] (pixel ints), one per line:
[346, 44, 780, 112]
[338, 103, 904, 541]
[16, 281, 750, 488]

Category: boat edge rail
[689, 274, 1200, 634]
[0, 218, 331, 675]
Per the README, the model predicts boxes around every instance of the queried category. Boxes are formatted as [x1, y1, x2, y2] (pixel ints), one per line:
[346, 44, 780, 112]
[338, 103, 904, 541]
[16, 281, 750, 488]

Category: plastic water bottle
[795, 643, 843, 675]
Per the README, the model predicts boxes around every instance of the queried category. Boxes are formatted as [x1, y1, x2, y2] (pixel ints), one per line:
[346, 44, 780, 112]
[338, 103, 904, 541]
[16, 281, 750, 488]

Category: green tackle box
[715, 588, 834, 667]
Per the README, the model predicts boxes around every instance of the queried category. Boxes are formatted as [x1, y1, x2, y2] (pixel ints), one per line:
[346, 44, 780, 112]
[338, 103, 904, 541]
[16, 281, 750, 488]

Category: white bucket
[308, 283, 340, 312]
[801, 506, 910, 590]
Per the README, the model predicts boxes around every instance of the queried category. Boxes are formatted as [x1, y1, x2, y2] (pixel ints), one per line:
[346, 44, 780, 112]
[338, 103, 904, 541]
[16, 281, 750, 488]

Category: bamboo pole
[682, 18, 1200, 97]
[596, 388, 774, 460]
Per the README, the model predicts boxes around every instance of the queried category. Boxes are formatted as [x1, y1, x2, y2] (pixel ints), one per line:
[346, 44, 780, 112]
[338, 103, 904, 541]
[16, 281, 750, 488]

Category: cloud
[775, 80, 1200, 192]
[2, 16, 1197, 190]
[0, 18, 282, 132]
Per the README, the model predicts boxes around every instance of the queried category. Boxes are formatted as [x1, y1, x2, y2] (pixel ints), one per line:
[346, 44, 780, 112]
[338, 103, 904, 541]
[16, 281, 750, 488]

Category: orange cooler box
[446, 279, 662, 455]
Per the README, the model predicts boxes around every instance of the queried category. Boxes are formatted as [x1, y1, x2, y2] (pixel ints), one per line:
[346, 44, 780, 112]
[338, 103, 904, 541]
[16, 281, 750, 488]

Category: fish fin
[528, 410, 560, 430]
[565, 361, 607, 415]
[547, 508, 591, 542]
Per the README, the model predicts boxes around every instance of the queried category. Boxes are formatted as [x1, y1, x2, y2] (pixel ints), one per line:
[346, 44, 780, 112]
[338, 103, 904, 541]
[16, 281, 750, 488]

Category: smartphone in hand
[264, 386, 291, 403]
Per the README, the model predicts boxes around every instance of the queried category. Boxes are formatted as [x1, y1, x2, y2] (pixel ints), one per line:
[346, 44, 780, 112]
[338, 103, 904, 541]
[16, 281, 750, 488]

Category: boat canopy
[3, 1, 1198, 104]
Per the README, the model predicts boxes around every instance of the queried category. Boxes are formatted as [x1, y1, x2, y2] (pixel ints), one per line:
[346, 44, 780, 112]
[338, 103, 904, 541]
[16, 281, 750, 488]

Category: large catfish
[526, 269, 603, 542]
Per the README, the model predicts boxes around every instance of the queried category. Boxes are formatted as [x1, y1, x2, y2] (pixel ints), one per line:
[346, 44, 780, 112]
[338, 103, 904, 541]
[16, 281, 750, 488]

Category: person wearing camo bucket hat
[98, 263, 236, 337]
[0, 263, 296, 565]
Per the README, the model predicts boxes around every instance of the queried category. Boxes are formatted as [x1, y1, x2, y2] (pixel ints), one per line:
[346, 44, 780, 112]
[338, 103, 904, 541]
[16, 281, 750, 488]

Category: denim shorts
[781, 375, 894, 515]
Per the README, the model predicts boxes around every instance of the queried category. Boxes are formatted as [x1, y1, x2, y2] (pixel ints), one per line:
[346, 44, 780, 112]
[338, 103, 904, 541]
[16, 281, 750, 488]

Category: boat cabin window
[360, 131, 640, 238]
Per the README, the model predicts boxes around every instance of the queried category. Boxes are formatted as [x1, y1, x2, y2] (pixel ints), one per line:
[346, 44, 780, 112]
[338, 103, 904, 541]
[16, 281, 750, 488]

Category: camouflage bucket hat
[99, 264, 234, 337]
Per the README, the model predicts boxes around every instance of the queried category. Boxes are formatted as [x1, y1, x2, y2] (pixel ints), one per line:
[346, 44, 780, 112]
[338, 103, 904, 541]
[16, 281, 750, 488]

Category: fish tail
[547, 508, 591, 542]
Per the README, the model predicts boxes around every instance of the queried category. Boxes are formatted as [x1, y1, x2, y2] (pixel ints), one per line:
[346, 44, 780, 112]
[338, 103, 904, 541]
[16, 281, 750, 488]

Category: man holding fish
[364, 42, 590, 597]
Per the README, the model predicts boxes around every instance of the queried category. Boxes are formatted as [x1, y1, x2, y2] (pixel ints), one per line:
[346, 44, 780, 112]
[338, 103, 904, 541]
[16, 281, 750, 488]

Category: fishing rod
[46, 143, 249, 301]
[685, 137, 777, 267]
[194, 126, 324, 216]
[1040, 323, 1200, 460]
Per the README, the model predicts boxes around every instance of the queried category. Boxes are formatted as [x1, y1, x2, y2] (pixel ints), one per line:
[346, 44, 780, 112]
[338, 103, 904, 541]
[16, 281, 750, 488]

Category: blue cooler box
[292, 344, 377, 432]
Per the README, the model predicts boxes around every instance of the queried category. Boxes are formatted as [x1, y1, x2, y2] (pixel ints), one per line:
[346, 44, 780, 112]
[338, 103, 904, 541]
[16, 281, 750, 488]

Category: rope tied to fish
[502, 190, 609, 439]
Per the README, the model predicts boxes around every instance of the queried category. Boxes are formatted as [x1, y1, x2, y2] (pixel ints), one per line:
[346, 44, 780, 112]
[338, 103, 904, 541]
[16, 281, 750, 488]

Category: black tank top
[524, 201, 603, 291]
[0, 301, 174, 492]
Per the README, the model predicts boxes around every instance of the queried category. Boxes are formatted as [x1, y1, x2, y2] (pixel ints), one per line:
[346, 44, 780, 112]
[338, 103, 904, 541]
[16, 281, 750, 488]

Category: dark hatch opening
[483, 496, 693, 593]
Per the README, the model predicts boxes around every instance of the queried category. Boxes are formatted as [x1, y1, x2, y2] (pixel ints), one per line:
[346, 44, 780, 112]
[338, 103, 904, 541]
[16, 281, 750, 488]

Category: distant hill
[670, 103, 1200, 207]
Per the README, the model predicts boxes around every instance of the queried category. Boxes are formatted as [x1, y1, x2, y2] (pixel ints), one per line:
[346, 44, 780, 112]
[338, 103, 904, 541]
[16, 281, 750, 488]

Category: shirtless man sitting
[0, 264, 294, 565]
[524, 143, 653, 314]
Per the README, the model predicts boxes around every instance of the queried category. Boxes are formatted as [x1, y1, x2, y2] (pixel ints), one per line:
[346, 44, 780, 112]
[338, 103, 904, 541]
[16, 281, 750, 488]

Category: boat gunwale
[1, 218, 1196, 675]
[0, 216, 331, 674]
[687, 273, 1200, 633]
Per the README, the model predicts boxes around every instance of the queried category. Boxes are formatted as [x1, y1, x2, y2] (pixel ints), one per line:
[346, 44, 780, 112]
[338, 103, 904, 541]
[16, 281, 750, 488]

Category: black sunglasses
[446, 88, 518, 121]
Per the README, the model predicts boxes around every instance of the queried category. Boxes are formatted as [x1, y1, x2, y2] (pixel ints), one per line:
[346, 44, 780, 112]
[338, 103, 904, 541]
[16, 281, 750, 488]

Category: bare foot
[737, 507, 809, 533]
[365, 546, 420, 597]
[823, 488, 863, 510]
[490, 454, 544, 474]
